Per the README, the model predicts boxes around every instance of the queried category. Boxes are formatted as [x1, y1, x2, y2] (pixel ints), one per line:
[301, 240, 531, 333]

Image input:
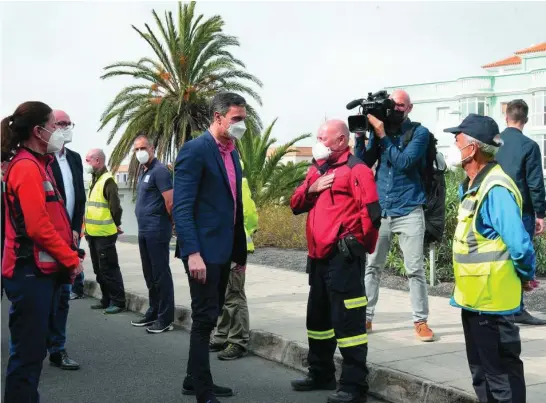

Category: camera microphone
[346, 99, 364, 110]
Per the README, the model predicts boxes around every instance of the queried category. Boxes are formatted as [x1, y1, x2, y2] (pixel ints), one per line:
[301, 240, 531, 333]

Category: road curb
[83, 279, 477, 403]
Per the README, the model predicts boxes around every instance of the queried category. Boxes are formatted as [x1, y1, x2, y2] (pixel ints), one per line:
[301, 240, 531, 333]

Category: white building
[385, 42, 546, 170]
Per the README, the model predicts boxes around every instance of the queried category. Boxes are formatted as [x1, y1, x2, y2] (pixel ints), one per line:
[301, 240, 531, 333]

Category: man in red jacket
[290, 120, 381, 403]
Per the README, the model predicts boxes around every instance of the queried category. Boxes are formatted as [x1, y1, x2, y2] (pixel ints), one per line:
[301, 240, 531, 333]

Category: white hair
[463, 134, 503, 159]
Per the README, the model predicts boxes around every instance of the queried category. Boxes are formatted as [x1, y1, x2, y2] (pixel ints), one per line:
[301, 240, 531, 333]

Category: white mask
[446, 143, 473, 168]
[39, 127, 65, 154]
[136, 150, 150, 165]
[312, 142, 332, 161]
[62, 128, 73, 144]
[85, 164, 95, 174]
[228, 121, 246, 140]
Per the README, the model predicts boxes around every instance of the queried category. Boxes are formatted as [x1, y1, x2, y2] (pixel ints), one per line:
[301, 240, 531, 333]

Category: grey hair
[210, 92, 246, 118]
[463, 134, 503, 159]
[134, 134, 152, 147]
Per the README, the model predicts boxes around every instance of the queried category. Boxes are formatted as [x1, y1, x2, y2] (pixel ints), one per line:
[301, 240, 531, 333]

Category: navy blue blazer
[173, 131, 247, 266]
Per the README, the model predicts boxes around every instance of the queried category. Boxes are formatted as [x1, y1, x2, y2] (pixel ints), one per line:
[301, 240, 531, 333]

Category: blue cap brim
[443, 126, 462, 134]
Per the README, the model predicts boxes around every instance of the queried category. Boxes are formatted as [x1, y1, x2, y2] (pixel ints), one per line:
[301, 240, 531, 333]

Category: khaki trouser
[212, 269, 250, 350]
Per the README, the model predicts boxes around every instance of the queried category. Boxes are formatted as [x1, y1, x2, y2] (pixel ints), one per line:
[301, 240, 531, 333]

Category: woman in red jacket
[1, 101, 83, 403]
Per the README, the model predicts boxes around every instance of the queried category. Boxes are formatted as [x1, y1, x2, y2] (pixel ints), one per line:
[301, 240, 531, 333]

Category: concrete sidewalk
[81, 240, 546, 403]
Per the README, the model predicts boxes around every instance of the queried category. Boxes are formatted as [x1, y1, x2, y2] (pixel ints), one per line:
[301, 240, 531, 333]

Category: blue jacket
[173, 131, 247, 266]
[495, 127, 545, 219]
[450, 163, 536, 315]
[355, 119, 429, 217]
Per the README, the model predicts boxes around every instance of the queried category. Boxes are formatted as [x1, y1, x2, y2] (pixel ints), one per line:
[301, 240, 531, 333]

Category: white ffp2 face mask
[312, 142, 332, 161]
[136, 150, 150, 165]
[228, 121, 246, 140]
[62, 128, 73, 144]
[39, 127, 65, 154]
[446, 143, 474, 168]
[85, 164, 94, 174]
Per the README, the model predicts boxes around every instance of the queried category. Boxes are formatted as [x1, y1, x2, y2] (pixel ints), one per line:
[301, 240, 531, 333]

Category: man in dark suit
[173, 92, 248, 403]
[496, 99, 546, 326]
[47, 109, 86, 370]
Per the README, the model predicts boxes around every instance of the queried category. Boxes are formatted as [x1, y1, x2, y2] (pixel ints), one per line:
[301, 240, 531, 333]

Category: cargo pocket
[329, 252, 361, 294]
[455, 265, 492, 308]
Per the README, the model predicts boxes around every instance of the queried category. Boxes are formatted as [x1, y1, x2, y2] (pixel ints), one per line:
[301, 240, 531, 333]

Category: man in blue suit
[173, 92, 248, 403]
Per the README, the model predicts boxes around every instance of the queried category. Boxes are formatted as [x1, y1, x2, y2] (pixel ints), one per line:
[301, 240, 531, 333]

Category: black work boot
[327, 390, 367, 403]
[291, 374, 336, 391]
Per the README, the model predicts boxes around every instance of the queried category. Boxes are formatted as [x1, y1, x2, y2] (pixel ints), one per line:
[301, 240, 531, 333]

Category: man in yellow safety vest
[444, 114, 537, 403]
[84, 148, 126, 315]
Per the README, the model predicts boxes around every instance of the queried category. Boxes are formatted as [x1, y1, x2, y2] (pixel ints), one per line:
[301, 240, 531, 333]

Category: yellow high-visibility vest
[85, 172, 118, 237]
[452, 164, 523, 312]
[240, 160, 258, 252]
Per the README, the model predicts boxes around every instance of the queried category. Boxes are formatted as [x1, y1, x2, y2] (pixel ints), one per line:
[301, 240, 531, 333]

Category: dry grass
[254, 204, 307, 249]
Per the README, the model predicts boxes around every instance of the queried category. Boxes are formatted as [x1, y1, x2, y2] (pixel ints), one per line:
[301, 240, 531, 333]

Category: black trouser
[138, 234, 175, 325]
[461, 309, 526, 403]
[306, 249, 369, 395]
[183, 260, 231, 402]
[87, 234, 126, 308]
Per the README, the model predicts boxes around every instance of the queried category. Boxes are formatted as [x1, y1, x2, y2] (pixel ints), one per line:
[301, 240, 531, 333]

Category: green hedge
[255, 170, 546, 281]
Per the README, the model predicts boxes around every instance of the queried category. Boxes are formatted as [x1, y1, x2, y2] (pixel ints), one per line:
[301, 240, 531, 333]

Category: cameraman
[354, 89, 435, 342]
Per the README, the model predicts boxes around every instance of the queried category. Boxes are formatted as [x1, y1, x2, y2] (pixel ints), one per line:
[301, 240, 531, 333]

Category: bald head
[53, 110, 70, 122]
[86, 148, 106, 171]
[316, 119, 350, 160]
[318, 119, 350, 139]
[390, 90, 413, 119]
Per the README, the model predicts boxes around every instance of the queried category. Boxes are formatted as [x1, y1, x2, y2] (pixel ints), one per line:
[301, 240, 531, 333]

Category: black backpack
[402, 123, 447, 244]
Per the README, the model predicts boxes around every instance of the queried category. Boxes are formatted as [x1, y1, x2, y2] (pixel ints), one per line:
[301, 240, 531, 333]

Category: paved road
[1, 297, 383, 403]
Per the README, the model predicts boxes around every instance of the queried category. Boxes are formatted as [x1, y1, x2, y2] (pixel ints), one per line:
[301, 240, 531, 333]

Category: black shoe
[146, 322, 174, 334]
[218, 343, 247, 361]
[131, 317, 156, 327]
[91, 303, 107, 310]
[209, 341, 225, 352]
[49, 350, 80, 370]
[291, 375, 337, 391]
[181, 376, 233, 397]
[104, 305, 125, 315]
[327, 390, 367, 403]
[514, 310, 546, 325]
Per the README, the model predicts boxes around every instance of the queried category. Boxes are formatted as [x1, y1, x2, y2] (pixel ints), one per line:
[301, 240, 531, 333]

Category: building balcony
[387, 76, 494, 102]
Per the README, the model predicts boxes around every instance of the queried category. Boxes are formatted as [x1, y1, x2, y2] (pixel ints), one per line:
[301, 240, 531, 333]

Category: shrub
[254, 203, 307, 249]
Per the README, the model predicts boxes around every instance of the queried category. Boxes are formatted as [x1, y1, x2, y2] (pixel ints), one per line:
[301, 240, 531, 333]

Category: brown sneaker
[366, 321, 372, 333]
[415, 321, 434, 342]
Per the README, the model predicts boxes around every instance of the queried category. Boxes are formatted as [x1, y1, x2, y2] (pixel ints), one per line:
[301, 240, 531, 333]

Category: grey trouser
[365, 206, 429, 323]
[212, 269, 250, 350]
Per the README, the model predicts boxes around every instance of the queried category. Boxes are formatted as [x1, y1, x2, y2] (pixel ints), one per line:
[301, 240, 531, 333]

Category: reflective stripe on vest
[452, 165, 522, 312]
[85, 172, 117, 236]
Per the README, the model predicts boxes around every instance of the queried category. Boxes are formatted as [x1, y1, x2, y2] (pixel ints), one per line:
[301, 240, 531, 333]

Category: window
[459, 97, 488, 117]
[532, 92, 546, 127]
[501, 102, 508, 116]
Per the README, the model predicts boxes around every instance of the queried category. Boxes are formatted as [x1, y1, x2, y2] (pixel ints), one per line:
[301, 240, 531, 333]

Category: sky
[1, 1, 546, 165]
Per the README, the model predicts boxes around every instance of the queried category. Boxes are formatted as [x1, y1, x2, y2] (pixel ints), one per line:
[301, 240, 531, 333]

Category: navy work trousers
[138, 233, 175, 326]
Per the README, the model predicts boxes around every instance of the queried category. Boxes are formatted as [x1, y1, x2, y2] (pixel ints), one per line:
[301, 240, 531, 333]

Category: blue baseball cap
[443, 114, 501, 147]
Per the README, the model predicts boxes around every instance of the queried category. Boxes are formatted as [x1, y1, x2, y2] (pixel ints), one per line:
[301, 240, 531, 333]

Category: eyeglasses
[55, 121, 75, 129]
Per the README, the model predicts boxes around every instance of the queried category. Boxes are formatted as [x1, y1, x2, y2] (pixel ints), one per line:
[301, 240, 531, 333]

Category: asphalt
[1, 297, 383, 403]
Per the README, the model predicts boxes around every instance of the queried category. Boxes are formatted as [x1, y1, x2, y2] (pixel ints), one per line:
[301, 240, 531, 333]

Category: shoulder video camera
[346, 90, 397, 134]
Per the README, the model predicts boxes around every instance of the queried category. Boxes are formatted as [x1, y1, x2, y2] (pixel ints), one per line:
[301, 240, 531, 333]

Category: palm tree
[237, 119, 311, 206]
[99, 1, 263, 186]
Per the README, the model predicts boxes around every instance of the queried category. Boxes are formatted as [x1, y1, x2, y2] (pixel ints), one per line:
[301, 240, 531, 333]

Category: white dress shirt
[55, 149, 75, 221]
